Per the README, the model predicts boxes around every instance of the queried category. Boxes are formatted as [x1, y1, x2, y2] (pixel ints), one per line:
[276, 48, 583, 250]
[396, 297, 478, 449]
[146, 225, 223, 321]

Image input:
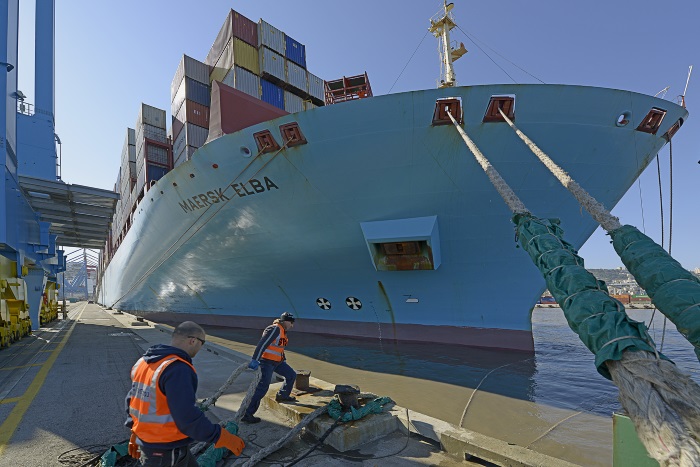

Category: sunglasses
[188, 335, 205, 345]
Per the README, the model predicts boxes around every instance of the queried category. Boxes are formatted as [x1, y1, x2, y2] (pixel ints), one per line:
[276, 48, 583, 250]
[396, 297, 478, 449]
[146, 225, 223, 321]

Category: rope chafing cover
[611, 225, 700, 361]
[513, 213, 666, 379]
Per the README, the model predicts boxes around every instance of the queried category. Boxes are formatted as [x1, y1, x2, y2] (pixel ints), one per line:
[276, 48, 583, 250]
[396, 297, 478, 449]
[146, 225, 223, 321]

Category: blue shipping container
[147, 164, 169, 183]
[260, 79, 284, 110]
[285, 35, 306, 68]
[186, 78, 211, 107]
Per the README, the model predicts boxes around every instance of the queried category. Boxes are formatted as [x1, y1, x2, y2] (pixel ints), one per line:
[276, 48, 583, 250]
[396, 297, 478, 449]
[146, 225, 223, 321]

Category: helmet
[279, 312, 296, 323]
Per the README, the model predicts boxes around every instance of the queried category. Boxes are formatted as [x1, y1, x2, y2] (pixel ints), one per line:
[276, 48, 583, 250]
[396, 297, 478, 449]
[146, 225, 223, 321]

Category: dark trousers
[246, 359, 296, 416]
[139, 445, 198, 467]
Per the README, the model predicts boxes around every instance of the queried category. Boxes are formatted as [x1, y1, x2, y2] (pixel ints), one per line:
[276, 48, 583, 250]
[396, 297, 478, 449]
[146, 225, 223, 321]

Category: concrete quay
[0, 302, 581, 466]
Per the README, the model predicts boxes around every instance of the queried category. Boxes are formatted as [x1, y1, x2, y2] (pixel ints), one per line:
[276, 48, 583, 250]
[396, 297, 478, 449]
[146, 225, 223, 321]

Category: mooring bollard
[295, 370, 311, 390]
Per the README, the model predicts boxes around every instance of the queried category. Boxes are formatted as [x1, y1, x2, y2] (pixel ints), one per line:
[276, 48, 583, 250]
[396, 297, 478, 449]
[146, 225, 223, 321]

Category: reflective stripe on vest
[262, 323, 288, 362]
[128, 355, 195, 443]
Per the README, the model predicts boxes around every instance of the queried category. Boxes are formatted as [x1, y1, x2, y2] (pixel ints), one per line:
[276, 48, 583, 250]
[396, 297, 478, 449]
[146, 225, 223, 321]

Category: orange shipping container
[611, 294, 631, 304]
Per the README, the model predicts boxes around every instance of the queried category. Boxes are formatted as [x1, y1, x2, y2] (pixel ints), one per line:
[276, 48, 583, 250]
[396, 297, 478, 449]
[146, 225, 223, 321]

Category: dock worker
[125, 321, 244, 466]
[242, 312, 297, 424]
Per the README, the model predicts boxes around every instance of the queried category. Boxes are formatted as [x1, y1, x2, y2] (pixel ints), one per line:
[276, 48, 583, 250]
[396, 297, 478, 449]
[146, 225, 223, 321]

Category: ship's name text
[178, 176, 279, 213]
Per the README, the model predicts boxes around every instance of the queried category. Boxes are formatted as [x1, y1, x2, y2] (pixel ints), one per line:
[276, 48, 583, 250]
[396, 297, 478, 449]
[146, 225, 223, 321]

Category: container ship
[97, 5, 687, 351]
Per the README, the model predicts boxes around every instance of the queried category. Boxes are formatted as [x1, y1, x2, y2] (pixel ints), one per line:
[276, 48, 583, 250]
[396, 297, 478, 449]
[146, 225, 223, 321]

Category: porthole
[240, 146, 252, 158]
[616, 111, 632, 127]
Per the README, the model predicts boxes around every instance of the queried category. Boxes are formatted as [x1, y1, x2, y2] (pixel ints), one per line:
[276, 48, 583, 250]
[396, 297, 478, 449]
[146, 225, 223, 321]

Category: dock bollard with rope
[446, 108, 700, 466]
[98, 358, 395, 467]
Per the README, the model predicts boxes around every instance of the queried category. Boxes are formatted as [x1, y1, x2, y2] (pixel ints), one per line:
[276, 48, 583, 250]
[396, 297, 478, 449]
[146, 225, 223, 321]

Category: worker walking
[242, 312, 297, 424]
[125, 321, 244, 466]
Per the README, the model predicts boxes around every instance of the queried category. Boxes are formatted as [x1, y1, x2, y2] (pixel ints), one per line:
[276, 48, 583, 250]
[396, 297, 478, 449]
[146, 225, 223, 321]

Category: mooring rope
[191, 364, 262, 457]
[608, 352, 700, 466]
[446, 111, 528, 215]
[447, 112, 700, 466]
[235, 405, 330, 467]
[495, 107, 622, 231]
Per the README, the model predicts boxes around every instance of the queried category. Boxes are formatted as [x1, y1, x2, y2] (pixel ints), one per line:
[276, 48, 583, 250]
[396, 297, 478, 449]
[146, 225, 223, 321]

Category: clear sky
[16, 0, 699, 270]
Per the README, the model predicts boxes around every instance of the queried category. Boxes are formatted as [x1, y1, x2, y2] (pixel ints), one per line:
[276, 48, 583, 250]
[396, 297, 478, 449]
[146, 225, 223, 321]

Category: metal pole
[62, 270, 66, 320]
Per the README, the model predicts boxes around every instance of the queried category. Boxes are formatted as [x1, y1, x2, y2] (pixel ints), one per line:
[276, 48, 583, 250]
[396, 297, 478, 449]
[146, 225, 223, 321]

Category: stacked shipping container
[203, 10, 324, 114]
[109, 11, 328, 259]
[171, 55, 211, 167]
[135, 104, 170, 200]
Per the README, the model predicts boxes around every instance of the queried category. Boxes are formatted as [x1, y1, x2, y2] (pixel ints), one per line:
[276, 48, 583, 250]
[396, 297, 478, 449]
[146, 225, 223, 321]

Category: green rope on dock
[327, 396, 393, 422]
[99, 440, 128, 467]
[196, 421, 239, 467]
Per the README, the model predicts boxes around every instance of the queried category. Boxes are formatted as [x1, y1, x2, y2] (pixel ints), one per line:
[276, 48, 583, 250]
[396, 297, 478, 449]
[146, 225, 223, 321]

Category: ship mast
[429, 1, 467, 88]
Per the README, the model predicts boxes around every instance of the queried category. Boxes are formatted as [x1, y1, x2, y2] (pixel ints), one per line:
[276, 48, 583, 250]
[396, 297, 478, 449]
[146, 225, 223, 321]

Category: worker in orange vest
[125, 321, 244, 465]
[242, 312, 297, 423]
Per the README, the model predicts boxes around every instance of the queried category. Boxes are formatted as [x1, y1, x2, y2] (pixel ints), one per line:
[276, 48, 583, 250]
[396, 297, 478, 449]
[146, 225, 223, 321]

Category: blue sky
[16, 0, 699, 269]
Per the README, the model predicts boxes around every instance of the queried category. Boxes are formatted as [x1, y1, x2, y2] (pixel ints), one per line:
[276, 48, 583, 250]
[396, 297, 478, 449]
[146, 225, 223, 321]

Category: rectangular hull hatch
[360, 216, 441, 271]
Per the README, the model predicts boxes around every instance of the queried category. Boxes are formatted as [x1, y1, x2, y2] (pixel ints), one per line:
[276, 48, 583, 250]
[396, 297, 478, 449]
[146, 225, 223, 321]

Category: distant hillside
[541, 268, 700, 298]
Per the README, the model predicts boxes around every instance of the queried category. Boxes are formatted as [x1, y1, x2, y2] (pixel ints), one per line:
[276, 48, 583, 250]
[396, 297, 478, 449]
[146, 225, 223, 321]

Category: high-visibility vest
[261, 323, 288, 362]
[128, 355, 196, 443]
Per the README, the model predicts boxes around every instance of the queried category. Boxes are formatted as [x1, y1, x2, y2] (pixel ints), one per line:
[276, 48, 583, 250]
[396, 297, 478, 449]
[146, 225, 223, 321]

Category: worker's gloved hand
[248, 359, 259, 370]
[215, 428, 245, 456]
[127, 432, 140, 459]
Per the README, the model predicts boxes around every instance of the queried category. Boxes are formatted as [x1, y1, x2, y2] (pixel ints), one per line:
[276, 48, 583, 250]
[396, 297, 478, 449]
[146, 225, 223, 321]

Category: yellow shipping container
[210, 37, 259, 85]
[233, 38, 259, 75]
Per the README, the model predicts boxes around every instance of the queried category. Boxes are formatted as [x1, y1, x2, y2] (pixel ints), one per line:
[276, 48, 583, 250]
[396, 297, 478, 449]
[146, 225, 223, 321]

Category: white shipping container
[185, 123, 209, 148]
[284, 91, 304, 113]
[286, 60, 308, 93]
[171, 55, 209, 100]
[174, 145, 197, 167]
[173, 126, 187, 160]
[258, 20, 285, 55]
[259, 47, 285, 83]
[137, 103, 166, 129]
[126, 127, 136, 146]
[303, 101, 317, 111]
[211, 38, 234, 79]
[307, 72, 325, 102]
[222, 66, 260, 98]
[173, 123, 208, 157]
[138, 123, 167, 142]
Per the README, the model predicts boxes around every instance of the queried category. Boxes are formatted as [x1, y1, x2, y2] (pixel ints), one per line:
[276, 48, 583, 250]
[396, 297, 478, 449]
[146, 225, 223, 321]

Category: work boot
[241, 414, 261, 424]
[275, 394, 297, 403]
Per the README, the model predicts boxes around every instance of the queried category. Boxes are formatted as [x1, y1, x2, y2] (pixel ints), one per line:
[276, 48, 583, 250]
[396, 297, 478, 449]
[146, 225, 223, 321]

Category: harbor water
[195, 307, 700, 466]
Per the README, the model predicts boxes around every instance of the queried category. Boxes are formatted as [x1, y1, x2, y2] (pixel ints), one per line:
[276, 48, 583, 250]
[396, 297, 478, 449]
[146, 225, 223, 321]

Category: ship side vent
[483, 95, 515, 123]
[636, 108, 666, 134]
[432, 98, 462, 125]
[360, 216, 441, 272]
[662, 118, 683, 142]
[279, 122, 307, 147]
[253, 130, 281, 153]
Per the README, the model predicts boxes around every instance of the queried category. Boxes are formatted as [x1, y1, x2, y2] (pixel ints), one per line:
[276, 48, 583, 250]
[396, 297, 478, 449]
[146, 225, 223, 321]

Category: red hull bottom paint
[137, 311, 535, 352]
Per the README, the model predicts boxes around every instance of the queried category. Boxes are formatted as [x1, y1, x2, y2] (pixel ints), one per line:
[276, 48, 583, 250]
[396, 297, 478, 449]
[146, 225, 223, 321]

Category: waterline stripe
[0, 303, 86, 456]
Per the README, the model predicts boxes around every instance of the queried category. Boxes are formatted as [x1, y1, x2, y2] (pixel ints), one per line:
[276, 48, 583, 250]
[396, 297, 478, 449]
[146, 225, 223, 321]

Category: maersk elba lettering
[178, 177, 279, 213]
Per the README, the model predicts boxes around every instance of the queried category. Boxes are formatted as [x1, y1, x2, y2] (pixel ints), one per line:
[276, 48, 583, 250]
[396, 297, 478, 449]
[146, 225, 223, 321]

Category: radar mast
[429, 1, 467, 88]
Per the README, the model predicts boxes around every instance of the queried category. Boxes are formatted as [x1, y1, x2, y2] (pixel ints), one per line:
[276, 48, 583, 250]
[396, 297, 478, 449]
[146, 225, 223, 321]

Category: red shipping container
[209, 81, 288, 139]
[206, 9, 258, 67]
[232, 10, 257, 48]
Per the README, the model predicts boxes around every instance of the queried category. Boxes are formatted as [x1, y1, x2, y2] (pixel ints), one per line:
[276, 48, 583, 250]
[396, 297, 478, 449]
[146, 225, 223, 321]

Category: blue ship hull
[99, 84, 687, 350]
